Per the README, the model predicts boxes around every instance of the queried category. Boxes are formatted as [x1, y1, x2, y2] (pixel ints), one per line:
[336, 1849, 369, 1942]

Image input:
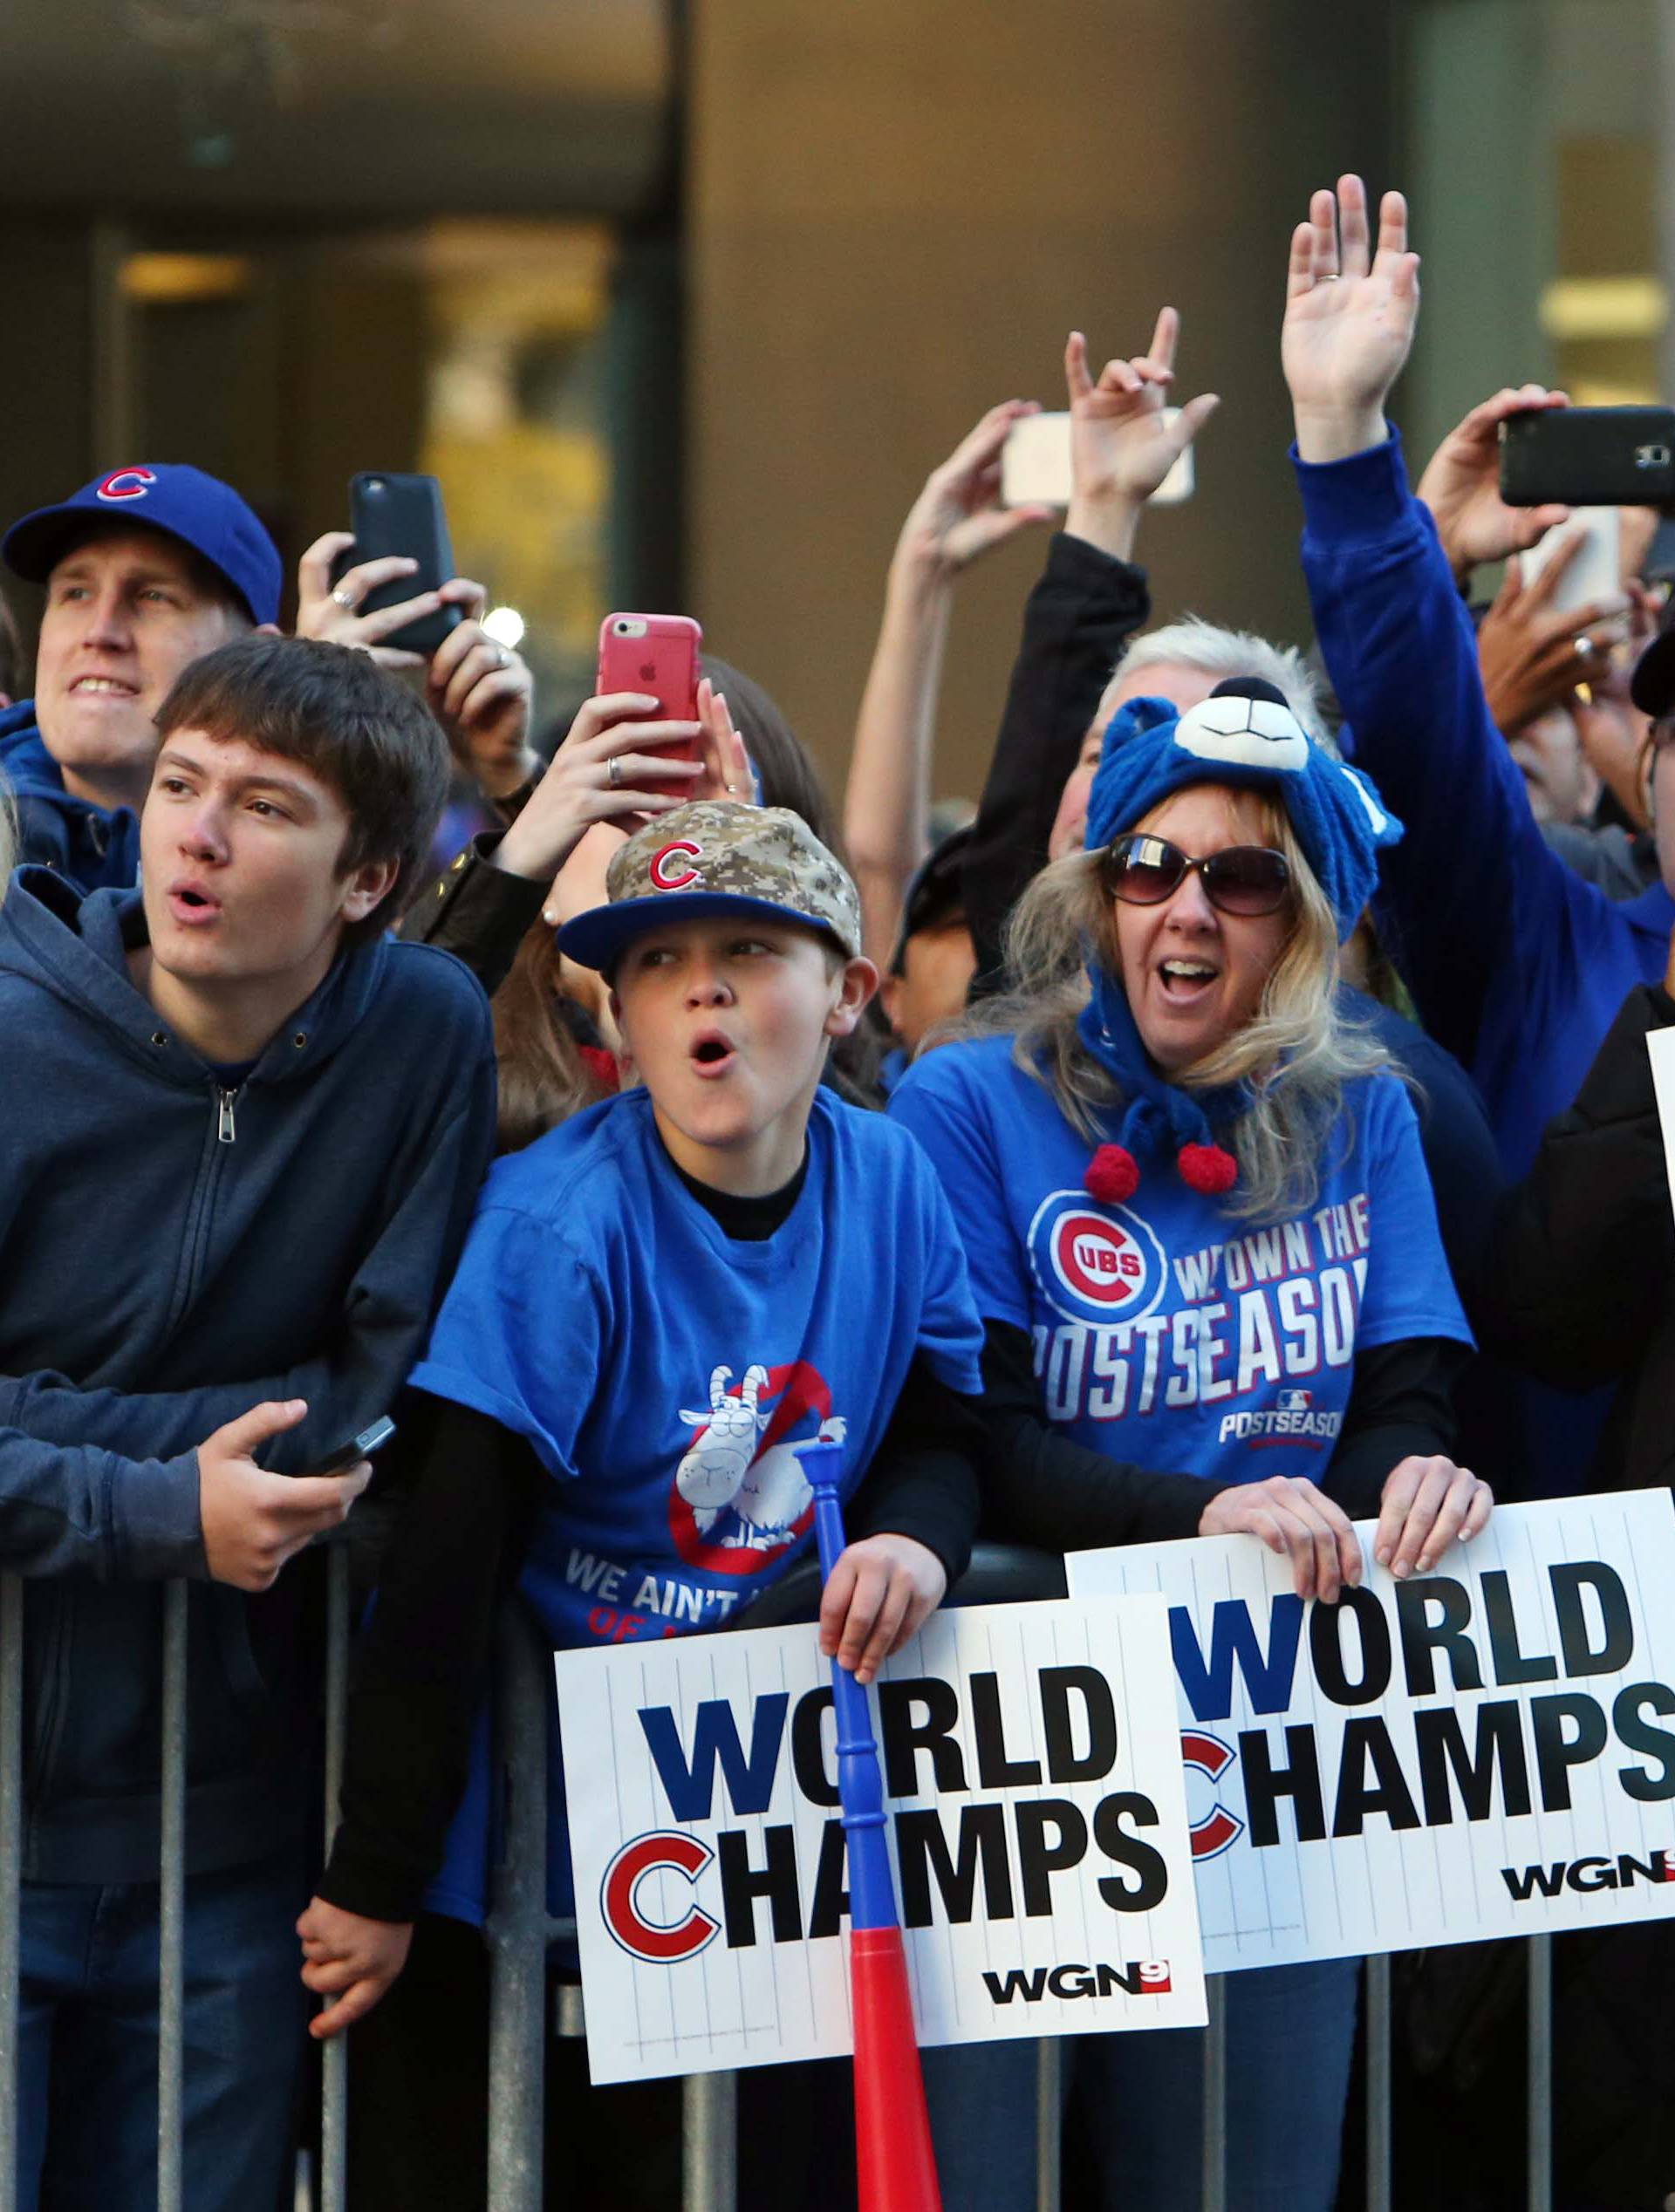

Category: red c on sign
[601, 1830, 720, 1963]
[1181, 1729, 1245, 1861]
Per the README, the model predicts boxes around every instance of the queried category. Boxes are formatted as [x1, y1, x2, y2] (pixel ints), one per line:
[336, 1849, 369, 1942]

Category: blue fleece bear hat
[1084, 679, 1402, 942]
[1071, 678, 1404, 1201]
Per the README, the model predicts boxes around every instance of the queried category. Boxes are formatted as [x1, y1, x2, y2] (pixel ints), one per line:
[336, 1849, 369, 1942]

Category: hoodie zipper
[217, 1086, 239, 1144]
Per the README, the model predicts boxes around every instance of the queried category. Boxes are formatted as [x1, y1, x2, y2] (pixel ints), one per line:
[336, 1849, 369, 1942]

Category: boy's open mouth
[167, 879, 223, 927]
[689, 1030, 737, 1077]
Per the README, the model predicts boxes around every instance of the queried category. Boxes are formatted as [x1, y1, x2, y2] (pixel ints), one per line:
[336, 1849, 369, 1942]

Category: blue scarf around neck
[1076, 958, 1248, 1164]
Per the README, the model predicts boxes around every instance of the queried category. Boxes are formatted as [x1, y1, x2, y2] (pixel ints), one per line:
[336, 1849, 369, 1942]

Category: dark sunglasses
[1100, 833, 1292, 917]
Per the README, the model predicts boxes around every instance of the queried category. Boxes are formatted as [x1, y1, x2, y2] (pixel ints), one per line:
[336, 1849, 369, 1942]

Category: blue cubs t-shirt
[889, 1035, 1469, 1483]
[412, 1082, 985, 1653]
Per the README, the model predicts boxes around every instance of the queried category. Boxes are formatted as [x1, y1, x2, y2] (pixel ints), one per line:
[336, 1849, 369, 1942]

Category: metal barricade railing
[0, 1575, 22, 2212]
[0, 1545, 1569, 2210]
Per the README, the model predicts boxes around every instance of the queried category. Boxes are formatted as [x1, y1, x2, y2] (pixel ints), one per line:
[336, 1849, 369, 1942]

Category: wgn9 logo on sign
[1027, 1191, 1166, 1327]
[601, 1830, 720, 1963]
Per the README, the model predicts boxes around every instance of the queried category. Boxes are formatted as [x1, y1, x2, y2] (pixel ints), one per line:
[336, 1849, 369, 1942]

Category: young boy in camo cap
[300, 799, 989, 2034]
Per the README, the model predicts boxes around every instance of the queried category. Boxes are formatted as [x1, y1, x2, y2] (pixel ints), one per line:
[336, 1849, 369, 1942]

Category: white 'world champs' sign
[555, 1598, 1206, 2083]
[1068, 1492, 1675, 1973]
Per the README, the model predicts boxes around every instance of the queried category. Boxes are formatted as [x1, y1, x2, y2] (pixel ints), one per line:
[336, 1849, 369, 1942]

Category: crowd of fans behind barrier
[1, 174, 1673, 2212]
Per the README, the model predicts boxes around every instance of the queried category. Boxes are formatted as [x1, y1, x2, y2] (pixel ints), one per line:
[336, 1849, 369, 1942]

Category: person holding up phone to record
[295, 478, 537, 804]
[1283, 175, 1675, 1182]
[392, 619, 754, 1020]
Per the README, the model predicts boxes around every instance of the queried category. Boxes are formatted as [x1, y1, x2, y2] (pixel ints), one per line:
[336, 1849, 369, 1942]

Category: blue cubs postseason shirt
[888, 1036, 1469, 1484]
[411, 1083, 985, 1651]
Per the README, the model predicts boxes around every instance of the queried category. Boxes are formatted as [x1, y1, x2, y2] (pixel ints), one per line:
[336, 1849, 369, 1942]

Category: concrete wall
[687, 0, 1398, 802]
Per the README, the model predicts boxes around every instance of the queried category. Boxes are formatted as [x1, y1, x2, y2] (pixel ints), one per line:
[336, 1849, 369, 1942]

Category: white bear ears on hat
[1172, 685, 1310, 774]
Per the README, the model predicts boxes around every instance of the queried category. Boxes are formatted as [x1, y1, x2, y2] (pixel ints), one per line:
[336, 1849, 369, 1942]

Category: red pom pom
[1177, 1143, 1238, 1196]
[1084, 1144, 1140, 1205]
[578, 1044, 620, 1095]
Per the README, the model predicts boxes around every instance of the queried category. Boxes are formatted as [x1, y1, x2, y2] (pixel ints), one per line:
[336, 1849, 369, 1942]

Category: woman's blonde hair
[951, 788, 1389, 1221]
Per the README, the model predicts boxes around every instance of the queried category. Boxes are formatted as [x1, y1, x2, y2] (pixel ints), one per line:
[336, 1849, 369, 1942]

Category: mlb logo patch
[1277, 1388, 1313, 1412]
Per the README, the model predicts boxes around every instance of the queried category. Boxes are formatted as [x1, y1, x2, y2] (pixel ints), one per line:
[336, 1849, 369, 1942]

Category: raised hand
[297, 534, 536, 797]
[1069, 311, 1218, 501]
[1477, 536, 1630, 737]
[1283, 175, 1421, 462]
[492, 688, 712, 906]
[892, 399, 1056, 584]
[1416, 386, 1574, 582]
[424, 593, 537, 800]
[683, 677, 754, 807]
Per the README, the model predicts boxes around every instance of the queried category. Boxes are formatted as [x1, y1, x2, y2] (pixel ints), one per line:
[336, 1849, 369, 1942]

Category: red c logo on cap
[96, 468, 157, 504]
[601, 1831, 719, 1963]
[649, 839, 702, 892]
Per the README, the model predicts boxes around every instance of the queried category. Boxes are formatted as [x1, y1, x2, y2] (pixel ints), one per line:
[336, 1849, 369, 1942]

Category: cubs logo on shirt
[1028, 1189, 1166, 1328]
[668, 1359, 846, 1576]
[888, 1034, 1472, 1487]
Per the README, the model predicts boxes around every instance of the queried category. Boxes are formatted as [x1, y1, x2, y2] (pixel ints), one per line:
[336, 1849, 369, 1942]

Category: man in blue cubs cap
[0, 464, 282, 891]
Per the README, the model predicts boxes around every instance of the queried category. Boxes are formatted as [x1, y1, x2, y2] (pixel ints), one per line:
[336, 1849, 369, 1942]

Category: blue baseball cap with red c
[2, 464, 282, 626]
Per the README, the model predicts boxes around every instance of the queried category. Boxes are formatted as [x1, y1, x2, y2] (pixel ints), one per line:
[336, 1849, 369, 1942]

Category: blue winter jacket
[0, 701, 141, 892]
[0, 867, 496, 1881]
[1296, 432, 1675, 1179]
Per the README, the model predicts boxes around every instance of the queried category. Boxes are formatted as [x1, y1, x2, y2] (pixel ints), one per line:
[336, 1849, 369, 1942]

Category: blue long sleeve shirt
[1295, 430, 1675, 1178]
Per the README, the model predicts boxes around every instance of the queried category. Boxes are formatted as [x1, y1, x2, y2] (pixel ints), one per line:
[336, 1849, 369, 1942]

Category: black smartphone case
[329, 471, 464, 655]
[1500, 407, 1675, 508]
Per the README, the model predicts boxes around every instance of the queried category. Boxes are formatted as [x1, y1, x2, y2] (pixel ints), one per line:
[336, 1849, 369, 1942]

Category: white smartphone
[1519, 506, 1621, 613]
[1001, 410, 1194, 509]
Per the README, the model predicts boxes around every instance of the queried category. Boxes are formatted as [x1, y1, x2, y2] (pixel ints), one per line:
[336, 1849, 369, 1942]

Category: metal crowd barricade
[0, 1548, 1564, 2210]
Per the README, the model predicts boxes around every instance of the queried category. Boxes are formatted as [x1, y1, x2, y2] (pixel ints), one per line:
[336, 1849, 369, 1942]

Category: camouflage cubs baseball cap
[558, 800, 864, 974]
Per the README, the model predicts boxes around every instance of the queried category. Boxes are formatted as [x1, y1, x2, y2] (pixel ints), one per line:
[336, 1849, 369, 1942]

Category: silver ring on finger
[608, 754, 623, 790]
[330, 584, 358, 611]
[1574, 634, 1595, 660]
[494, 646, 509, 669]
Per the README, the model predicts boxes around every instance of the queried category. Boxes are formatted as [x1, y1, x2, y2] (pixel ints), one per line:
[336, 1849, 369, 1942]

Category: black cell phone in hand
[1500, 406, 1675, 508]
[304, 1416, 397, 1478]
[329, 473, 463, 656]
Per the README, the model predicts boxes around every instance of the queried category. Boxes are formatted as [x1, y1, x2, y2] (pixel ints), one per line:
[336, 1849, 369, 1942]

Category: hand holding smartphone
[1500, 407, 1675, 509]
[329, 474, 464, 657]
[1001, 410, 1196, 509]
[597, 615, 704, 762]
[1519, 507, 1623, 617]
[302, 1415, 397, 1479]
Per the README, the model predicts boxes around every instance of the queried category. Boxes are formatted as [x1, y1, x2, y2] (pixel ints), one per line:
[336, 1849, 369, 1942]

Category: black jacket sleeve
[318, 1397, 546, 1922]
[397, 832, 550, 998]
[1473, 983, 1675, 1391]
[847, 1353, 983, 1587]
[976, 1320, 1214, 1550]
[1319, 1336, 1468, 1517]
[964, 533, 1150, 993]
[979, 1322, 1465, 1550]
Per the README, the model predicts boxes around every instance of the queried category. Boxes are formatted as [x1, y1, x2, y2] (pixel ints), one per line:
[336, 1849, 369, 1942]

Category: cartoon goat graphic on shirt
[674, 1364, 847, 1548]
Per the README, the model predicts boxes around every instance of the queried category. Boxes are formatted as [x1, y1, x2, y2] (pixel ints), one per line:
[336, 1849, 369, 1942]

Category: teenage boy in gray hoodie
[0, 632, 496, 2209]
